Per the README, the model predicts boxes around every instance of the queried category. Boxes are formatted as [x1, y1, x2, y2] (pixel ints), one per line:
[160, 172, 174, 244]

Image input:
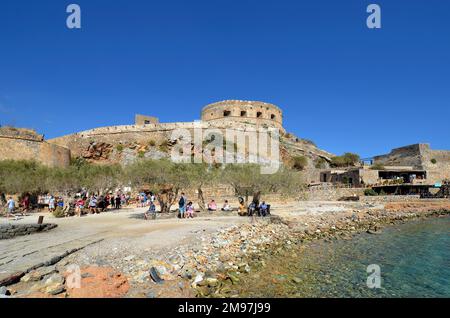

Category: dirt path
[0, 208, 246, 287]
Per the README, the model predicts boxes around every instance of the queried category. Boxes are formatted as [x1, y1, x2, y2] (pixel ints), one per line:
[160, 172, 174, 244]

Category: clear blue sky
[0, 0, 449, 158]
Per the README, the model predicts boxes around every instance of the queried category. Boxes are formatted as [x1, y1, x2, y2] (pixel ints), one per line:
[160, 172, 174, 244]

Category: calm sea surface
[237, 216, 450, 298]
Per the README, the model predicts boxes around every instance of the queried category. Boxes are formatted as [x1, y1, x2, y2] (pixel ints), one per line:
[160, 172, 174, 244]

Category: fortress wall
[47, 120, 287, 165]
[0, 136, 71, 167]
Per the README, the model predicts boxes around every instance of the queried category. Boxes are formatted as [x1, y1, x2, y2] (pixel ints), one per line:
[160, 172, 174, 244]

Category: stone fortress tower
[201, 100, 284, 133]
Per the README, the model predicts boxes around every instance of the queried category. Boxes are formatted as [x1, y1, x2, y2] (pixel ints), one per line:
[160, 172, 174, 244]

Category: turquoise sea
[238, 216, 450, 298]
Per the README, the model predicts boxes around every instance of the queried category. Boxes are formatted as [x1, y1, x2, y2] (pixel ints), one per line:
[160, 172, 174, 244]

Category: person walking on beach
[6, 197, 15, 218]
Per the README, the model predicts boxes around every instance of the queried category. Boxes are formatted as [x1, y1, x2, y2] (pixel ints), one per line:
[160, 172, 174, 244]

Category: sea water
[237, 216, 450, 298]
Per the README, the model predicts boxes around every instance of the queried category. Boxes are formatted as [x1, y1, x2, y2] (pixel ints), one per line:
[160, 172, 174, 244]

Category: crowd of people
[3, 190, 271, 221]
[173, 193, 270, 220]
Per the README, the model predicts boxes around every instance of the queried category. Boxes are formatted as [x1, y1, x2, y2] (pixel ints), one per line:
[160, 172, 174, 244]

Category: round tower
[201, 100, 284, 132]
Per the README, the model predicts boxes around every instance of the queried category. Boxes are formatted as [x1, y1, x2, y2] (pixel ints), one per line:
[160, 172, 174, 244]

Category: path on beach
[0, 208, 247, 285]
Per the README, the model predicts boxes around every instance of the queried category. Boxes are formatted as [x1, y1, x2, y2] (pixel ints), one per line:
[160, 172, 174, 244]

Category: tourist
[185, 202, 195, 218]
[75, 197, 85, 217]
[97, 195, 106, 212]
[144, 202, 157, 220]
[6, 197, 15, 218]
[48, 195, 56, 212]
[150, 192, 156, 204]
[89, 196, 98, 214]
[178, 193, 187, 218]
[115, 195, 121, 209]
[238, 197, 247, 216]
[221, 200, 231, 211]
[105, 194, 110, 209]
[110, 195, 115, 209]
[259, 201, 268, 217]
[140, 193, 147, 208]
[207, 200, 217, 212]
[248, 201, 256, 217]
[57, 197, 64, 209]
[21, 195, 30, 212]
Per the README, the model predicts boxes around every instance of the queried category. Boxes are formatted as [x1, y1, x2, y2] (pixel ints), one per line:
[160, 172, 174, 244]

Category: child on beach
[185, 202, 195, 218]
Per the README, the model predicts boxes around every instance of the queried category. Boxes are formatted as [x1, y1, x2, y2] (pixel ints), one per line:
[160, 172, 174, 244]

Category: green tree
[330, 153, 360, 167]
[222, 164, 304, 205]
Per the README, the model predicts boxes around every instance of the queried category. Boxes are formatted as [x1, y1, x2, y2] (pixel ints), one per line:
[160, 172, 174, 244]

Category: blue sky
[0, 0, 449, 158]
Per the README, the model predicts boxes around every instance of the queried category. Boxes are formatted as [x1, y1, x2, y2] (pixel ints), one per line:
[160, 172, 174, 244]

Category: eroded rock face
[82, 142, 113, 161]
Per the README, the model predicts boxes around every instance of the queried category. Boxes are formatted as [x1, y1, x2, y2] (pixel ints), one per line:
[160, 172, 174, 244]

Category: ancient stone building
[320, 144, 450, 191]
[0, 127, 71, 167]
[373, 144, 450, 184]
[201, 100, 284, 133]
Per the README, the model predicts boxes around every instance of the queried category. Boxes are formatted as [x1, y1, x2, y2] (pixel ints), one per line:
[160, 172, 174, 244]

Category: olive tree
[221, 164, 304, 205]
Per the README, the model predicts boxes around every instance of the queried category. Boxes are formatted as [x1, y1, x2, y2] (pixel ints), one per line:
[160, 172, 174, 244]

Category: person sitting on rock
[259, 201, 268, 217]
[247, 201, 256, 217]
[207, 200, 217, 212]
[221, 200, 231, 211]
[238, 200, 246, 216]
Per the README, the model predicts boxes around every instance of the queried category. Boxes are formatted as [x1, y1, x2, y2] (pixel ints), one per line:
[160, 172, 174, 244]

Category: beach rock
[192, 274, 204, 287]
[43, 273, 65, 295]
[205, 277, 219, 287]
[0, 286, 10, 296]
[292, 277, 302, 284]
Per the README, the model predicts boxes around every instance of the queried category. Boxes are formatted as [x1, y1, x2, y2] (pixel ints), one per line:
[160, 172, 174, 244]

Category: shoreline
[183, 202, 450, 298]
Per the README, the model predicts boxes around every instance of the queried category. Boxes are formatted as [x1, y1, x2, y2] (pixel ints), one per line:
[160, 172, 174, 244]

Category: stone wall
[47, 120, 328, 169]
[304, 187, 365, 201]
[360, 195, 421, 203]
[0, 223, 57, 240]
[421, 148, 450, 184]
[0, 136, 71, 168]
